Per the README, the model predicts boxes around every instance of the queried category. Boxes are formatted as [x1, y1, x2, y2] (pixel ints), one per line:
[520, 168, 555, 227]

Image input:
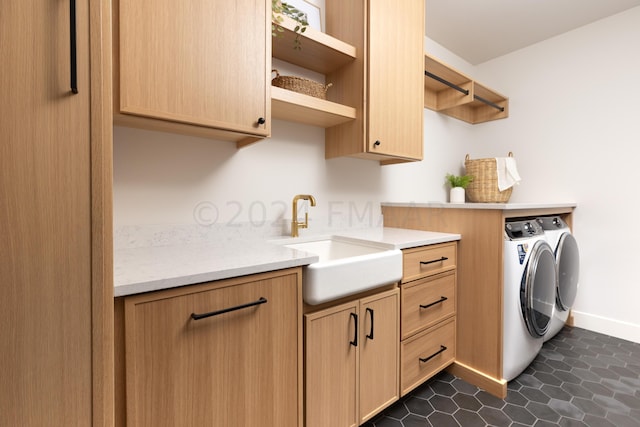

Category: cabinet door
[367, 0, 424, 160]
[359, 289, 400, 423]
[124, 272, 300, 426]
[117, 0, 270, 137]
[0, 0, 96, 424]
[305, 301, 359, 427]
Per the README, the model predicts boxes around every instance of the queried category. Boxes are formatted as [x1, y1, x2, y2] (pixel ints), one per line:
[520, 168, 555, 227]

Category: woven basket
[271, 69, 332, 99]
[464, 152, 514, 203]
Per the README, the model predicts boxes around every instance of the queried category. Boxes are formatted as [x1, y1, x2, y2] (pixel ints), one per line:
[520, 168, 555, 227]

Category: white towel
[496, 157, 521, 191]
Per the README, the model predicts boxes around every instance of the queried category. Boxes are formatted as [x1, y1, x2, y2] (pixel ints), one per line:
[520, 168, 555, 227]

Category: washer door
[556, 233, 580, 311]
[520, 241, 557, 338]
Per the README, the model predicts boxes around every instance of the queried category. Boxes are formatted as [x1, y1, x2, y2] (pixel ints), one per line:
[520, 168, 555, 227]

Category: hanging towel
[496, 156, 521, 191]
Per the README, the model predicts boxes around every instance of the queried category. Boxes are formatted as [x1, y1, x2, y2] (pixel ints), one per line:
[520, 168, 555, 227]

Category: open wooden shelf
[272, 15, 356, 74]
[271, 86, 356, 128]
[424, 53, 508, 124]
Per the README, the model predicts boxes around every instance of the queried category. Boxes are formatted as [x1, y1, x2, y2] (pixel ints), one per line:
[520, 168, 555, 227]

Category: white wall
[472, 7, 640, 342]
[113, 7, 640, 342]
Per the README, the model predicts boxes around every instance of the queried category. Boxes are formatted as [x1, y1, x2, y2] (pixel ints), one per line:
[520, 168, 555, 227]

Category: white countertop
[382, 202, 577, 210]
[114, 227, 460, 297]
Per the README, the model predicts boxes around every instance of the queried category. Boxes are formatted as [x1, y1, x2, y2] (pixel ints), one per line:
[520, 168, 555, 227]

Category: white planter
[450, 187, 465, 204]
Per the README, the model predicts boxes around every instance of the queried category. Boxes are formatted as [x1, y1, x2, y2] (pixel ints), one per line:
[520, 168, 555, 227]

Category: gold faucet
[291, 194, 317, 237]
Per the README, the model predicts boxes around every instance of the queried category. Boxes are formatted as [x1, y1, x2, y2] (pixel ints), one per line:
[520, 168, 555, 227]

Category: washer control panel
[536, 216, 568, 230]
[505, 220, 544, 240]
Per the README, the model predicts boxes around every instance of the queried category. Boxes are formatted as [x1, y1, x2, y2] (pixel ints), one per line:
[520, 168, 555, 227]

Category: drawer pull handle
[69, 0, 78, 94]
[190, 297, 267, 320]
[350, 312, 358, 347]
[365, 308, 374, 340]
[420, 296, 448, 310]
[420, 256, 448, 266]
[419, 345, 447, 363]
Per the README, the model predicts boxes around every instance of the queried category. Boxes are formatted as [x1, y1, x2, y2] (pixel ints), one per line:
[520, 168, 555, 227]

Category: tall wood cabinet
[113, 0, 271, 146]
[324, 0, 424, 163]
[0, 0, 113, 425]
[305, 288, 399, 427]
[115, 269, 303, 427]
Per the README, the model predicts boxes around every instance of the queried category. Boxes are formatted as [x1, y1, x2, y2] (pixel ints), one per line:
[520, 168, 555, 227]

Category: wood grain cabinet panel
[398, 242, 458, 396]
[325, 0, 424, 163]
[401, 318, 456, 396]
[402, 242, 457, 283]
[305, 288, 399, 427]
[401, 271, 456, 340]
[113, 0, 271, 144]
[1, 0, 113, 425]
[119, 269, 302, 427]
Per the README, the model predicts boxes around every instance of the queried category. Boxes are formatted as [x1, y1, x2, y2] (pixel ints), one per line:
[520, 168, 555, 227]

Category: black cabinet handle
[70, 0, 78, 94]
[420, 296, 448, 310]
[190, 297, 267, 320]
[365, 308, 374, 340]
[420, 256, 448, 266]
[373, 140, 381, 147]
[349, 312, 358, 347]
[257, 117, 266, 125]
[419, 345, 447, 363]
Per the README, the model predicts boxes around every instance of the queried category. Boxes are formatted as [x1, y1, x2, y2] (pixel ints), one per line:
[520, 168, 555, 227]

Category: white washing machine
[537, 216, 580, 342]
[503, 219, 557, 381]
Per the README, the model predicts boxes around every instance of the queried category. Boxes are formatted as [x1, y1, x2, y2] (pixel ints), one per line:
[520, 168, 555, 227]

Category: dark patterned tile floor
[363, 326, 640, 426]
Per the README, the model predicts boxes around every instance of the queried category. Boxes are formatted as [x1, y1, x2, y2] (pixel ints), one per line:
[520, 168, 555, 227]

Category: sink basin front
[282, 237, 402, 305]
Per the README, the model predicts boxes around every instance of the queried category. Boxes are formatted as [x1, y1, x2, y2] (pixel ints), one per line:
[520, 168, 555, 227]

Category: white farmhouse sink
[279, 236, 402, 305]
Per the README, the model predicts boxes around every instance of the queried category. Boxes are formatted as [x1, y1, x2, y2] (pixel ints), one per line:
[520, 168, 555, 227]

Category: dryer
[537, 216, 580, 342]
[503, 219, 557, 381]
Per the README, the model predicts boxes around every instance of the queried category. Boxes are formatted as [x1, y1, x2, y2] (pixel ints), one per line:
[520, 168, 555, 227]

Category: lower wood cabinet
[305, 288, 400, 427]
[115, 268, 302, 427]
[401, 316, 456, 395]
[399, 243, 458, 396]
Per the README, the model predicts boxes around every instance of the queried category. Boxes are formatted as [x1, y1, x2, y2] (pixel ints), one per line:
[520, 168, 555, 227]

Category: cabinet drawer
[400, 317, 456, 396]
[401, 271, 455, 340]
[402, 243, 456, 283]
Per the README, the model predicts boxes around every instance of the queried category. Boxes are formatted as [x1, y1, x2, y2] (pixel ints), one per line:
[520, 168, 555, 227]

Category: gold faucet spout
[291, 194, 317, 237]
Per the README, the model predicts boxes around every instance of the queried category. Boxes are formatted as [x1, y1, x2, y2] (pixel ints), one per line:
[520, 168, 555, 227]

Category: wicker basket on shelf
[464, 152, 514, 203]
[271, 69, 332, 100]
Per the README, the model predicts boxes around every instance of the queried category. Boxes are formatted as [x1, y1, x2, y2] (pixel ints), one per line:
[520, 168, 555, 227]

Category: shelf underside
[271, 86, 356, 128]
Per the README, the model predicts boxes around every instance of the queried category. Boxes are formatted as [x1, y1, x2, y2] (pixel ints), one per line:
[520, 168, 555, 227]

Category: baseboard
[446, 361, 507, 399]
[570, 310, 640, 344]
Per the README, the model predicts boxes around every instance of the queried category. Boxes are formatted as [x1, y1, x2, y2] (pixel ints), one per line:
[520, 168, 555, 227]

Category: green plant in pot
[445, 173, 473, 204]
[272, 0, 309, 49]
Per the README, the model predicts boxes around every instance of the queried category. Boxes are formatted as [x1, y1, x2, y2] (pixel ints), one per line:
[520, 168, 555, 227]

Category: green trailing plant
[445, 173, 473, 189]
[272, 0, 309, 50]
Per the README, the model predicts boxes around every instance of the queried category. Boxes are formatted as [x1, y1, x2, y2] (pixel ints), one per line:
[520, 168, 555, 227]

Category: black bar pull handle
[349, 312, 358, 347]
[420, 296, 448, 310]
[70, 0, 78, 94]
[420, 256, 448, 266]
[191, 297, 267, 320]
[419, 345, 447, 363]
[365, 308, 374, 340]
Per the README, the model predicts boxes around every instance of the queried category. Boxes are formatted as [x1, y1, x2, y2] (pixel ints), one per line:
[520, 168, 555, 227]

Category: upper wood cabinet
[113, 0, 271, 147]
[324, 0, 425, 164]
